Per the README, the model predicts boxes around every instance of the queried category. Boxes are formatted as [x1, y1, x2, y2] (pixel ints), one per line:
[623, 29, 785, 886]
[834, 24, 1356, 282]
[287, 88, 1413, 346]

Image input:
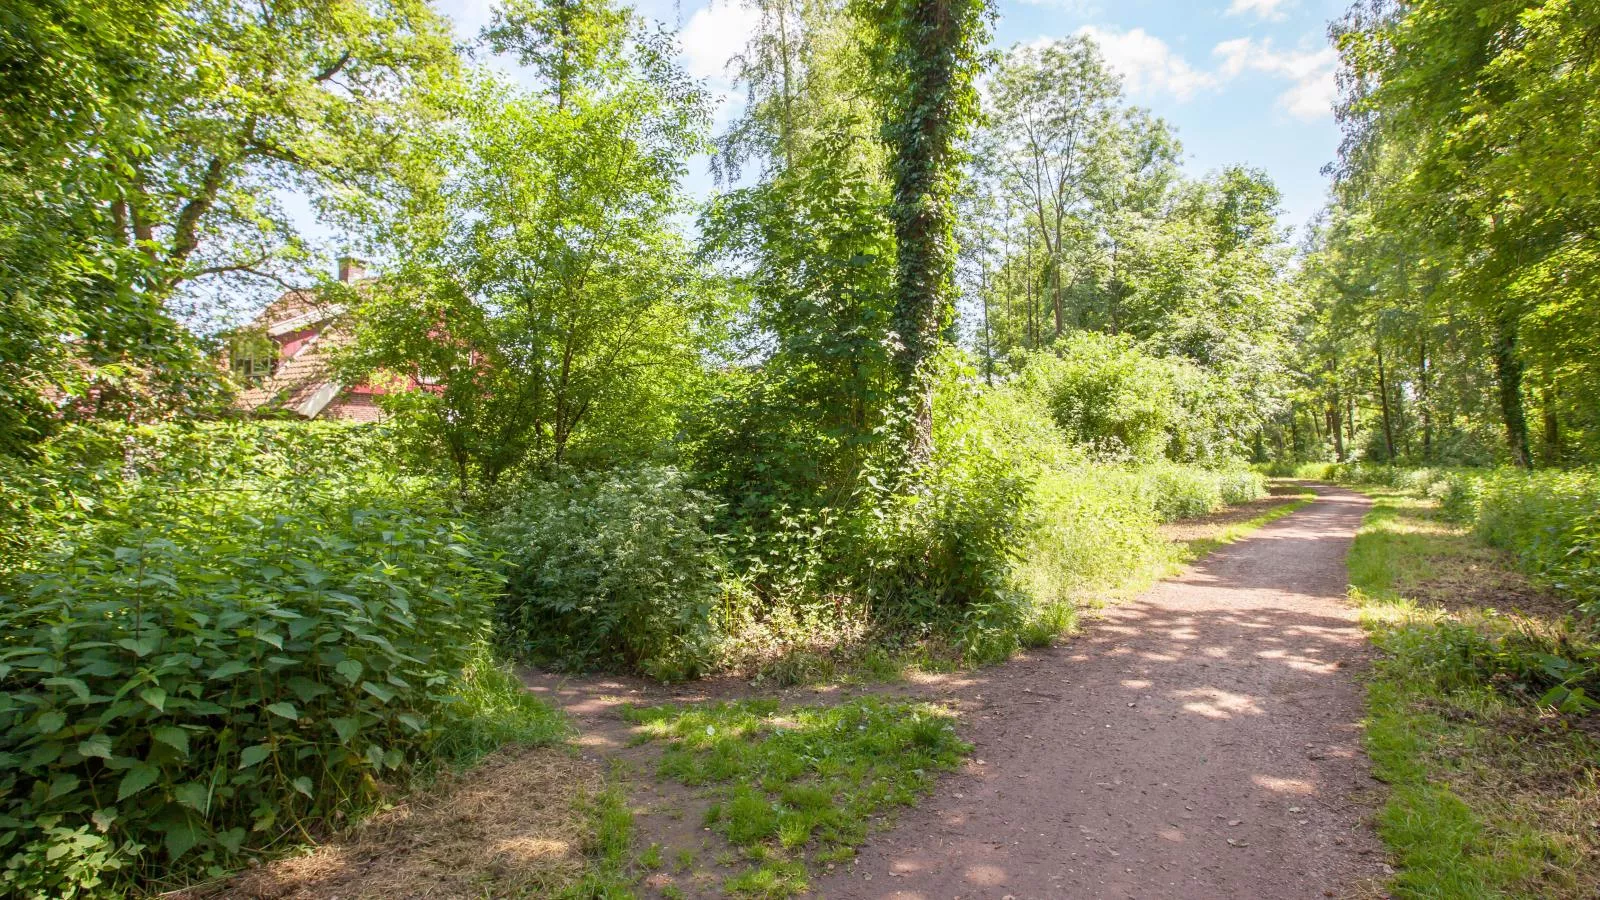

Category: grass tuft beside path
[622, 697, 970, 897]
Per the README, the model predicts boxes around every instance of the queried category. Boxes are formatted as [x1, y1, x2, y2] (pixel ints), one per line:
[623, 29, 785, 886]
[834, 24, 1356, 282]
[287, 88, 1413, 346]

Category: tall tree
[343, 0, 712, 487]
[0, 0, 458, 450]
[981, 38, 1120, 341]
[861, 0, 992, 464]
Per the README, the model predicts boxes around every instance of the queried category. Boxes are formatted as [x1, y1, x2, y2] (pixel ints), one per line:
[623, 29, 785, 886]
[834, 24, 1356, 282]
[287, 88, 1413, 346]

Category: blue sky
[282, 0, 1348, 266]
[446, 0, 1348, 235]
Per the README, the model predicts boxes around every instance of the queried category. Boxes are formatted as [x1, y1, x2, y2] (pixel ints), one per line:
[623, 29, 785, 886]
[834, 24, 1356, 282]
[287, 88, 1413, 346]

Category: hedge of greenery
[0, 423, 525, 897]
[1462, 470, 1600, 615]
[494, 466, 726, 681]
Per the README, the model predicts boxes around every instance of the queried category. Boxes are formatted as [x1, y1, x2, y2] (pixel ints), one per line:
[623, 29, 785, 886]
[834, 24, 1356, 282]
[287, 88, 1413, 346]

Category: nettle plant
[0, 475, 498, 896]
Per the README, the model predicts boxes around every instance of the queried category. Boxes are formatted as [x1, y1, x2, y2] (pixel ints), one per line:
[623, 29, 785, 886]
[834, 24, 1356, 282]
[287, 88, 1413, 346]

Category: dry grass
[177, 748, 605, 900]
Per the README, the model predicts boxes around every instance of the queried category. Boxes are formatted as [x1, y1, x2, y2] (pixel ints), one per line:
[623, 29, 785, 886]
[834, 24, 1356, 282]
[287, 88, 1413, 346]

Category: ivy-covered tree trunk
[1491, 311, 1532, 469]
[867, 0, 991, 466]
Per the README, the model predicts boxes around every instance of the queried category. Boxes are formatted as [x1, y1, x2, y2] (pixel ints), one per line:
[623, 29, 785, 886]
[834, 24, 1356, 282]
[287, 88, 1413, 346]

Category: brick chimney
[338, 256, 368, 283]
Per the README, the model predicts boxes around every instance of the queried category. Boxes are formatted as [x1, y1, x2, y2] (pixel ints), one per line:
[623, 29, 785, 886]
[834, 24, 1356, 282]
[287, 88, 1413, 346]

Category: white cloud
[1226, 0, 1289, 21]
[1076, 26, 1217, 101]
[680, 1, 761, 82]
[1212, 37, 1337, 120]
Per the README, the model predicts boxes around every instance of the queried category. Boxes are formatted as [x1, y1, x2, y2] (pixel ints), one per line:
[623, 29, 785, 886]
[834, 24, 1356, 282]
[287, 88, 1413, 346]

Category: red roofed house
[228, 258, 415, 421]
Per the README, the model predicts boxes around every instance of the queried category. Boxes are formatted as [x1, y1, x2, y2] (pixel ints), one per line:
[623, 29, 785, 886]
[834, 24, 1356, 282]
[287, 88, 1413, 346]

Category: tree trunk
[1050, 256, 1063, 339]
[878, 0, 988, 468]
[1375, 335, 1395, 462]
[980, 247, 993, 385]
[1329, 394, 1345, 462]
[1418, 334, 1432, 461]
[1490, 311, 1532, 468]
[1541, 380, 1560, 462]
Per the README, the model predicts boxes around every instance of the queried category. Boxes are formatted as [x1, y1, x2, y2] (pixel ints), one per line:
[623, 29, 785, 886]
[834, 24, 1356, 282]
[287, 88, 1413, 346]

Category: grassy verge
[1346, 488, 1600, 899]
[621, 697, 970, 897]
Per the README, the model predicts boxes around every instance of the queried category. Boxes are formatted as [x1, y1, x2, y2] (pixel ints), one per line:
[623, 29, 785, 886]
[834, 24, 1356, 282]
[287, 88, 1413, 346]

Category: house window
[228, 331, 279, 384]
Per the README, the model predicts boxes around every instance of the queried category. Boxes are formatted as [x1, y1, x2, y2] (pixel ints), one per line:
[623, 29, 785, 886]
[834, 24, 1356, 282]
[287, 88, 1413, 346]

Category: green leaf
[117, 637, 160, 658]
[174, 781, 210, 812]
[360, 681, 396, 704]
[217, 827, 246, 855]
[330, 717, 359, 743]
[265, 702, 299, 721]
[208, 659, 252, 680]
[335, 659, 363, 684]
[118, 763, 160, 801]
[77, 734, 114, 759]
[41, 676, 90, 701]
[238, 744, 273, 769]
[291, 776, 314, 798]
[164, 817, 201, 860]
[139, 687, 167, 712]
[36, 710, 66, 735]
[47, 773, 80, 801]
[152, 725, 190, 757]
[91, 809, 117, 833]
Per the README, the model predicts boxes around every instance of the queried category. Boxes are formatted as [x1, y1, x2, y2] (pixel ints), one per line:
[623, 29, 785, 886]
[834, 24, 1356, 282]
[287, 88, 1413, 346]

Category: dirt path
[524, 485, 1390, 898]
[812, 484, 1389, 899]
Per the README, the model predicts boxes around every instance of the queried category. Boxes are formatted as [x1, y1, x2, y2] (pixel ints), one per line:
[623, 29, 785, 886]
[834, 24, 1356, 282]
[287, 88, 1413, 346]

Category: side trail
[526, 486, 1391, 899]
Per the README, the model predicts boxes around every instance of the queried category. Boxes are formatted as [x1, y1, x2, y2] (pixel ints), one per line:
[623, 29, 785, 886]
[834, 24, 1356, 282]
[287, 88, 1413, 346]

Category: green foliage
[0, 0, 459, 452]
[1309, 0, 1600, 469]
[1017, 335, 1180, 461]
[841, 361, 1035, 662]
[859, 0, 993, 459]
[1019, 466, 1168, 609]
[339, 0, 712, 487]
[493, 467, 726, 680]
[1127, 462, 1267, 521]
[1013, 334, 1258, 464]
[1349, 489, 1600, 897]
[1333, 466, 1600, 616]
[1471, 469, 1600, 614]
[625, 697, 969, 896]
[0, 423, 506, 896]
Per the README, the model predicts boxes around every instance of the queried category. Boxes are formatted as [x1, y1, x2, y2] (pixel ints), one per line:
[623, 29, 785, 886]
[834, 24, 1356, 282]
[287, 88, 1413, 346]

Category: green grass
[556, 778, 638, 899]
[1347, 488, 1600, 899]
[622, 697, 970, 897]
[433, 650, 572, 768]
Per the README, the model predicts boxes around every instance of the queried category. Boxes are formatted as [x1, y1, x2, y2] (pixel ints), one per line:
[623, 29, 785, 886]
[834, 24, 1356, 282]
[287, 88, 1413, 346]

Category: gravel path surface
[814, 484, 1389, 900]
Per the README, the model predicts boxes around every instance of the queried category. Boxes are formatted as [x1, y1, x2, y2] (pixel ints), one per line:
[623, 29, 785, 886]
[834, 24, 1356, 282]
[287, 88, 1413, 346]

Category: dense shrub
[1018, 466, 1168, 606]
[1017, 335, 1183, 461]
[493, 466, 726, 680]
[1014, 334, 1254, 464]
[1472, 469, 1600, 614]
[1125, 462, 1267, 521]
[0, 428, 499, 897]
[0, 421, 408, 577]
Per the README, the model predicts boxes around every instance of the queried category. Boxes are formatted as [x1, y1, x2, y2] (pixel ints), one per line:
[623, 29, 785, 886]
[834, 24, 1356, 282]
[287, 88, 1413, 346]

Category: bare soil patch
[180, 747, 602, 900]
[1157, 484, 1310, 544]
[1407, 552, 1576, 622]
